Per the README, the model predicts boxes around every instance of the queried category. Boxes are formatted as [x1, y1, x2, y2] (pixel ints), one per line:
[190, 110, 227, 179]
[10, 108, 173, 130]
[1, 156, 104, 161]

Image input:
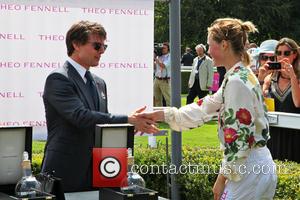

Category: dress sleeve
[219, 78, 256, 181]
[164, 89, 222, 131]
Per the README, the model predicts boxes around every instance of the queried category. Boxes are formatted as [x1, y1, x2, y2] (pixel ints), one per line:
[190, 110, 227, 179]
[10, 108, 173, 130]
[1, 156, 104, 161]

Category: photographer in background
[153, 42, 171, 106]
[263, 37, 300, 163]
[255, 39, 278, 85]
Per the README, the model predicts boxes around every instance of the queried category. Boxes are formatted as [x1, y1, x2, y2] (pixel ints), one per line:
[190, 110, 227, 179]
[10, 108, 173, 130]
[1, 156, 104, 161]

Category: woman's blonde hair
[207, 18, 258, 66]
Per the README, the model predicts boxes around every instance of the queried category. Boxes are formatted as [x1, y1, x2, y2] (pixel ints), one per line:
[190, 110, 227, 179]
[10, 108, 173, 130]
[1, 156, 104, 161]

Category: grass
[33, 122, 219, 154]
[134, 121, 219, 148]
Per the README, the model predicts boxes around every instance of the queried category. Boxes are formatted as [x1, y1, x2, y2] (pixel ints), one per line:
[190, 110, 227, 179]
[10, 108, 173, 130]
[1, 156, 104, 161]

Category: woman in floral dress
[140, 18, 277, 200]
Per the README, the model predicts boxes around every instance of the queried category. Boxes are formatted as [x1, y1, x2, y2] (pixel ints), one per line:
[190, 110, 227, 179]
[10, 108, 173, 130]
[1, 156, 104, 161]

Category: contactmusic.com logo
[93, 148, 127, 187]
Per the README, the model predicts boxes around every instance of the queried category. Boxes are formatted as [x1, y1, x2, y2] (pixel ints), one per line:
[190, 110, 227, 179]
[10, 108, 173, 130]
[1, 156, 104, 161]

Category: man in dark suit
[41, 21, 157, 192]
[181, 47, 194, 66]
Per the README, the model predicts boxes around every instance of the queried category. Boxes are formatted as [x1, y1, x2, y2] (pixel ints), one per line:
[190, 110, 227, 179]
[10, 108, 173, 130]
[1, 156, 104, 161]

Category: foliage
[134, 146, 300, 200]
[155, 0, 300, 52]
[273, 160, 300, 199]
[31, 144, 300, 199]
[32, 153, 43, 175]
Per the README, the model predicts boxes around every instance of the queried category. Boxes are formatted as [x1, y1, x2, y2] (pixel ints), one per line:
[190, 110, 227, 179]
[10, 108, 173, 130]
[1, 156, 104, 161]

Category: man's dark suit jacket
[181, 52, 194, 66]
[41, 61, 128, 192]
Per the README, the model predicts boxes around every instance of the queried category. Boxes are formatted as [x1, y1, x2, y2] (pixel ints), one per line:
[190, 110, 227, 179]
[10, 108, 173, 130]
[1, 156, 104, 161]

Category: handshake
[127, 106, 164, 134]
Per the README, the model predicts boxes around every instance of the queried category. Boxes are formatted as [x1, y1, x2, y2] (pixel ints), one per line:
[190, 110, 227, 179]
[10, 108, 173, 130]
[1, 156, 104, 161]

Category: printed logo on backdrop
[0, 3, 151, 16]
[0, 0, 154, 138]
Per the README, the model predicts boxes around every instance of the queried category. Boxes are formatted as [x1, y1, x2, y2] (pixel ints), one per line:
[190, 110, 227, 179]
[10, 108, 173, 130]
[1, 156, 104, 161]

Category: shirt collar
[198, 55, 205, 60]
[161, 53, 170, 58]
[67, 57, 88, 82]
[224, 61, 244, 79]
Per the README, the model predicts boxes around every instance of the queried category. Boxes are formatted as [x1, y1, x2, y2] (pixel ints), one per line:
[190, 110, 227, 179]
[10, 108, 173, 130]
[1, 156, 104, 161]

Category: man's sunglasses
[260, 55, 276, 61]
[275, 50, 294, 56]
[88, 42, 108, 51]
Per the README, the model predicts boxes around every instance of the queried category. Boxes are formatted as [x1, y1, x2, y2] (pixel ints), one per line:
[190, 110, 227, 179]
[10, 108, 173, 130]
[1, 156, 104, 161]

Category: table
[65, 191, 169, 200]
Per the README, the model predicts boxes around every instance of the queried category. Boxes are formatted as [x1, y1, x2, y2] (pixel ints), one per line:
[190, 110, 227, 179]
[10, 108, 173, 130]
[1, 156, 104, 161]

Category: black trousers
[186, 79, 208, 104]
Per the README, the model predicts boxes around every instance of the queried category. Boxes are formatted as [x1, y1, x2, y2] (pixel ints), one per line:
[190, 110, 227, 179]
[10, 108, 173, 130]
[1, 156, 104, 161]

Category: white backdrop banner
[0, 0, 154, 138]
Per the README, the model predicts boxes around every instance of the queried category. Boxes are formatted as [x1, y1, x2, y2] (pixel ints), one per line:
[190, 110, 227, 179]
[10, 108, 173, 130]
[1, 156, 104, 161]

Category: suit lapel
[94, 79, 107, 113]
[66, 62, 96, 110]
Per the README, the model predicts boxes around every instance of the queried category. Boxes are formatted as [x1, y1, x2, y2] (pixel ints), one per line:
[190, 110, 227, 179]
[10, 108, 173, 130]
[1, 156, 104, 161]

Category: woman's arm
[213, 174, 227, 200]
[285, 64, 300, 107]
[290, 75, 300, 107]
[280, 59, 300, 107]
[139, 89, 223, 131]
[262, 74, 272, 96]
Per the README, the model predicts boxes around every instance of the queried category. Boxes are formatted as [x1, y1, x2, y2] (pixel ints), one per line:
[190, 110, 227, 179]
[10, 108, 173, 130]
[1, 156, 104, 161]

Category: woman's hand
[137, 110, 165, 122]
[280, 58, 296, 79]
[213, 174, 226, 200]
[128, 106, 159, 133]
[257, 62, 273, 83]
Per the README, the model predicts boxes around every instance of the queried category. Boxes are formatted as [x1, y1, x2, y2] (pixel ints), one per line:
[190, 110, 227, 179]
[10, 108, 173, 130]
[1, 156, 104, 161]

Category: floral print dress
[164, 61, 270, 181]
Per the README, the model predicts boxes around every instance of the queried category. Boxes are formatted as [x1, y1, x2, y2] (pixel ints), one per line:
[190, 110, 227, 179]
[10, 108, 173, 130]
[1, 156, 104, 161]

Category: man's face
[196, 46, 204, 56]
[162, 45, 169, 55]
[74, 34, 106, 69]
[259, 53, 275, 66]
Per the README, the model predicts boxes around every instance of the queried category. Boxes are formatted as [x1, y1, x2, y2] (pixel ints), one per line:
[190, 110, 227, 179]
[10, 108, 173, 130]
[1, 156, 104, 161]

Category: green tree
[154, 0, 300, 52]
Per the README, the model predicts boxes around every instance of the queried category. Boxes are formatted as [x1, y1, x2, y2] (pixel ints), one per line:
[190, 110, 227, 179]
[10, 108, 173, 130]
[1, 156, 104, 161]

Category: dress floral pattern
[164, 62, 270, 181]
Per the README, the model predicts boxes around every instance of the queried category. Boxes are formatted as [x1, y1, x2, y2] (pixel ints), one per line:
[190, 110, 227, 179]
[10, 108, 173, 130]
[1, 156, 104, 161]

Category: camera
[154, 43, 164, 57]
[268, 62, 281, 70]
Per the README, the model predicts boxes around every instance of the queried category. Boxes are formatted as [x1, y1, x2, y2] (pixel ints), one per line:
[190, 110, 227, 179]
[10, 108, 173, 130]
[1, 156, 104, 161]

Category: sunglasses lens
[93, 43, 101, 51]
[92, 43, 107, 51]
[269, 56, 275, 61]
[276, 50, 293, 56]
[261, 56, 267, 61]
[284, 51, 291, 56]
[261, 55, 275, 61]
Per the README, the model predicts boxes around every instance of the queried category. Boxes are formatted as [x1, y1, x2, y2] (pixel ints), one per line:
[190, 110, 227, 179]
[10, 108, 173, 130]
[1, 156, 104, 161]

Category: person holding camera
[262, 37, 300, 162]
[153, 42, 171, 106]
[254, 39, 278, 84]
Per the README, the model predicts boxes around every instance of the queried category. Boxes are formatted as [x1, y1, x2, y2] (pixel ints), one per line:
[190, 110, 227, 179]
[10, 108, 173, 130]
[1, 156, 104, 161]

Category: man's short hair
[186, 47, 191, 52]
[195, 44, 206, 52]
[163, 42, 170, 51]
[66, 20, 107, 56]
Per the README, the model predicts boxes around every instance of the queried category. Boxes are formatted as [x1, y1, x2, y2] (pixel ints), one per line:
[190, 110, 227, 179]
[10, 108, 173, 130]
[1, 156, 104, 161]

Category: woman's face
[276, 44, 297, 65]
[207, 35, 224, 66]
[259, 53, 276, 67]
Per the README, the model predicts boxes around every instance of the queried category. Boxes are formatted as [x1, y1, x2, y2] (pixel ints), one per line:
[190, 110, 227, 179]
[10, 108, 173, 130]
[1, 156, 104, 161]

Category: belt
[156, 77, 170, 80]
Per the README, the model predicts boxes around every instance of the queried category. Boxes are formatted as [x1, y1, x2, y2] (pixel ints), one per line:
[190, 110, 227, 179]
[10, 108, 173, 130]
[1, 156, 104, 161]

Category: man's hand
[128, 106, 159, 133]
